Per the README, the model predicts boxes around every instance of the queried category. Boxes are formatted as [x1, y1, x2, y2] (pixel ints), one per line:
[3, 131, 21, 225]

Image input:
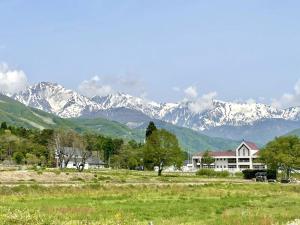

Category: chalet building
[192, 141, 266, 173]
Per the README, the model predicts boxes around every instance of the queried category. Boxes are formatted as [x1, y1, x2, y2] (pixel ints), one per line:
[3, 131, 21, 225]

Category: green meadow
[0, 170, 299, 225]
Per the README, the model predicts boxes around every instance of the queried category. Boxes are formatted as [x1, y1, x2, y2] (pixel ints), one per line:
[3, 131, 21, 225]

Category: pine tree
[0, 122, 7, 130]
[145, 121, 157, 140]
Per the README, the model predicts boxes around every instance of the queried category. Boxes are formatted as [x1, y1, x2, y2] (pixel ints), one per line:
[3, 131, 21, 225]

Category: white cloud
[184, 86, 198, 98]
[272, 80, 300, 109]
[78, 74, 146, 98]
[188, 92, 217, 113]
[78, 76, 114, 97]
[183, 85, 217, 113]
[0, 63, 28, 95]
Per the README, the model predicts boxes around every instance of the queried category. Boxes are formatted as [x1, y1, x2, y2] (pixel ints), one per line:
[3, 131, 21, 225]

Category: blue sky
[1, 0, 300, 105]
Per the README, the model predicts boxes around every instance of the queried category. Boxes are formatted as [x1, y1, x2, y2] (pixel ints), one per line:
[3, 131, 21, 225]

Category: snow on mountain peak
[13, 82, 101, 118]
[10, 82, 300, 131]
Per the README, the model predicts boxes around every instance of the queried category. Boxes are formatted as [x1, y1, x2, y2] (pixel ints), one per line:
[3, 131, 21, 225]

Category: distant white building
[192, 141, 266, 173]
[55, 147, 106, 170]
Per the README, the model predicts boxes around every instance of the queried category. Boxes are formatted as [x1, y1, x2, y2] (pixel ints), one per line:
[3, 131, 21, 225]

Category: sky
[1, 0, 300, 108]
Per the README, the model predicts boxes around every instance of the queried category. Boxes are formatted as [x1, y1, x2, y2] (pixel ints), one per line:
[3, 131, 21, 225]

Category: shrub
[25, 153, 39, 165]
[196, 169, 230, 178]
[234, 172, 244, 178]
[196, 169, 215, 177]
[13, 152, 24, 165]
[218, 171, 230, 178]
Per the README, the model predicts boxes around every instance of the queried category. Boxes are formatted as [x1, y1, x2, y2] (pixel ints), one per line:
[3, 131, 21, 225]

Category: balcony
[228, 159, 237, 164]
[238, 158, 250, 163]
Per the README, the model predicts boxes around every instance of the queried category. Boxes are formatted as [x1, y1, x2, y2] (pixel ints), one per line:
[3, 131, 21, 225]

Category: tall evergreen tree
[1, 122, 7, 130]
[145, 121, 157, 140]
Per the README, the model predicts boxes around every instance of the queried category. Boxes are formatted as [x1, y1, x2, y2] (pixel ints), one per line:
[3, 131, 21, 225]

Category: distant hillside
[0, 94, 240, 152]
[0, 94, 78, 130]
[68, 117, 144, 141]
[285, 128, 300, 136]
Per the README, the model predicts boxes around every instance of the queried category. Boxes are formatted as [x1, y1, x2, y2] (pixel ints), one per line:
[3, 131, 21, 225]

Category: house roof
[56, 147, 83, 157]
[194, 140, 260, 157]
[194, 150, 235, 157]
[86, 156, 106, 165]
[253, 151, 260, 156]
[56, 147, 106, 165]
[244, 141, 259, 150]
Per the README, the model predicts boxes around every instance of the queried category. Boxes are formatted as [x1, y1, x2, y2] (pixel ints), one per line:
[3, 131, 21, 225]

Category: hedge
[242, 169, 277, 180]
[196, 169, 230, 178]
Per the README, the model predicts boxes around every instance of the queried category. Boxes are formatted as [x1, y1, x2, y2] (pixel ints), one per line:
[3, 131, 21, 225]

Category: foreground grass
[0, 182, 299, 225]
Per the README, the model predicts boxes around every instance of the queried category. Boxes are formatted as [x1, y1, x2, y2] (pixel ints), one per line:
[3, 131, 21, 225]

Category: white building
[192, 141, 266, 173]
[55, 147, 106, 170]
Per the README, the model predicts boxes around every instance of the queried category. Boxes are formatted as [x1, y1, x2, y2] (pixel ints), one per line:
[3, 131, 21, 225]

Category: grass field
[0, 170, 299, 225]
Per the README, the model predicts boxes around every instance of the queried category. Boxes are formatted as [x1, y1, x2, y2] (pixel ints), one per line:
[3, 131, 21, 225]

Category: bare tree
[74, 149, 92, 172]
[54, 130, 80, 169]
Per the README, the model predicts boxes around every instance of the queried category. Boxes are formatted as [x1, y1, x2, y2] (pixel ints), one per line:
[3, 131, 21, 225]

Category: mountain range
[8, 82, 300, 145]
[0, 93, 240, 152]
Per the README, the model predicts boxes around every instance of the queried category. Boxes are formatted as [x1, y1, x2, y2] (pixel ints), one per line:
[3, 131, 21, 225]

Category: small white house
[192, 140, 266, 173]
[55, 147, 106, 170]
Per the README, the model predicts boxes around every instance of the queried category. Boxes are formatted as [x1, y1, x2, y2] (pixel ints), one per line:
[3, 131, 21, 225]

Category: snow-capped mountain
[91, 93, 163, 118]
[11, 82, 300, 132]
[13, 82, 102, 118]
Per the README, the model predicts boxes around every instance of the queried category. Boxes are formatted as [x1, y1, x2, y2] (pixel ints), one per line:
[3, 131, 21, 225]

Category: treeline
[0, 122, 54, 166]
[0, 121, 185, 175]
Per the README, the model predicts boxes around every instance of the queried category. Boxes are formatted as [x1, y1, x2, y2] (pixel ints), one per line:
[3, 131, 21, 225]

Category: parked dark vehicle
[280, 178, 291, 184]
[134, 166, 144, 171]
[255, 172, 267, 182]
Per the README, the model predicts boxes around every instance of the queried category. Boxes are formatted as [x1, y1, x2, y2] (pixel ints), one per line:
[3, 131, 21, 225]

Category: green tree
[201, 150, 215, 168]
[145, 121, 157, 140]
[111, 143, 142, 169]
[103, 138, 114, 166]
[260, 136, 300, 179]
[13, 152, 24, 164]
[1, 122, 7, 130]
[143, 129, 184, 176]
[25, 153, 39, 165]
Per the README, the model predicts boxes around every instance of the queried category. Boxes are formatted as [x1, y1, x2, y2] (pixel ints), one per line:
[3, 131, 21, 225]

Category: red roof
[195, 150, 235, 157]
[244, 141, 259, 150]
[194, 141, 260, 157]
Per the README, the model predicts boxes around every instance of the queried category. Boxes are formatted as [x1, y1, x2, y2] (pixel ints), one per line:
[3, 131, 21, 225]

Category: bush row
[196, 169, 230, 178]
[242, 169, 277, 180]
